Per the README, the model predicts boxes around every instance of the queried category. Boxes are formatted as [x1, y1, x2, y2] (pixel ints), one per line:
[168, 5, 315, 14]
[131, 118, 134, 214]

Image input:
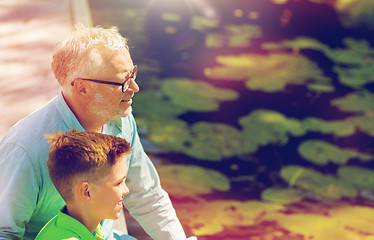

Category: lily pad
[302, 117, 355, 137]
[205, 32, 225, 48]
[156, 164, 230, 197]
[161, 13, 181, 22]
[184, 122, 256, 161]
[338, 166, 374, 191]
[177, 200, 285, 235]
[263, 205, 374, 240]
[331, 91, 374, 113]
[344, 149, 374, 162]
[349, 114, 374, 137]
[280, 165, 357, 199]
[139, 118, 257, 161]
[297, 140, 350, 165]
[263, 211, 343, 239]
[190, 15, 219, 32]
[262, 36, 330, 53]
[263, 36, 374, 88]
[224, 24, 262, 47]
[138, 117, 192, 152]
[261, 187, 304, 204]
[334, 0, 374, 30]
[204, 53, 332, 93]
[161, 78, 238, 112]
[133, 91, 187, 119]
[334, 63, 374, 89]
[239, 109, 306, 146]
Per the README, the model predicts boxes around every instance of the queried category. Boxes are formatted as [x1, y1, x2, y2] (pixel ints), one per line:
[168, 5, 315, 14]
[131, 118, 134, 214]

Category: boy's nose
[122, 184, 129, 196]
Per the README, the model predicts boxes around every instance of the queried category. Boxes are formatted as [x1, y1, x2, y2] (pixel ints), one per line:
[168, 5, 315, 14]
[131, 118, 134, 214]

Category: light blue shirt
[0, 92, 187, 240]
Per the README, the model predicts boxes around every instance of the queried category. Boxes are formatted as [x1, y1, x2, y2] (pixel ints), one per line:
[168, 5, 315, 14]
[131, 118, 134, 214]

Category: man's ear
[78, 181, 91, 201]
[72, 79, 88, 95]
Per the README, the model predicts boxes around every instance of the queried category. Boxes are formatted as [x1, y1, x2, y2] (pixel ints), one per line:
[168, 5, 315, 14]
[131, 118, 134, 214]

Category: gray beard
[88, 93, 133, 121]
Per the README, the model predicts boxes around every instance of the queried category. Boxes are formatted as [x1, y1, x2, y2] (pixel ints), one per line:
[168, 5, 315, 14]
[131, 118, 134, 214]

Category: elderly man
[0, 26, 194, 240]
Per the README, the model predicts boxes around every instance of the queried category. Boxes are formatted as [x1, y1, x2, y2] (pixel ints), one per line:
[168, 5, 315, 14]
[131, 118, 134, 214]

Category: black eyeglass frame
[76, 65, 139, 93]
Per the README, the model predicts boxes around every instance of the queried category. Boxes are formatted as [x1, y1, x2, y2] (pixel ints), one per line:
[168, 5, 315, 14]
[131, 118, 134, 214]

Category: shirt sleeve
[122, 114, 188, 240]
[0, 143, 39, 239]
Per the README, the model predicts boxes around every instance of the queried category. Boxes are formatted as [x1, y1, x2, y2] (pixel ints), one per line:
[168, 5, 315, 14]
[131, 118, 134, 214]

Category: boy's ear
[78, 181, 91, 201]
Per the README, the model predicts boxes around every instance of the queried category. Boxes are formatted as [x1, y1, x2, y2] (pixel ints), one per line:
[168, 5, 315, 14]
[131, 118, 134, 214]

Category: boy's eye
[116, 178, 126, 186]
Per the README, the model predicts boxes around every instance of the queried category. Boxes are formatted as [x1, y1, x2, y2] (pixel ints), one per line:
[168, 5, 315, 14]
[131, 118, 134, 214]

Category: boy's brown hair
[45, 130, 131, 202]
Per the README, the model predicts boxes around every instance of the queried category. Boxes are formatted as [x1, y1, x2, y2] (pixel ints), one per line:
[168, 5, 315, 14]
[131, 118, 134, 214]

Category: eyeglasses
[77, 65, 139, 93]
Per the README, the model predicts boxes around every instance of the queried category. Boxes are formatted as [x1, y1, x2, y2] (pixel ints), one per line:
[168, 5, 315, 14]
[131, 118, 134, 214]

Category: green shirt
[35, 207, 103, 240]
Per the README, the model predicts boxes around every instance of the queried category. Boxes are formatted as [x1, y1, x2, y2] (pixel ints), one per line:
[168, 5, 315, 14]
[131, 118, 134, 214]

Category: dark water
[89, 0, 374, 238]
[89, 0, 374, 195]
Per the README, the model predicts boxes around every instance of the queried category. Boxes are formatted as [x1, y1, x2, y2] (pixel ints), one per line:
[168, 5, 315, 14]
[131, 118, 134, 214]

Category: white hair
[51, 25, 129, 88]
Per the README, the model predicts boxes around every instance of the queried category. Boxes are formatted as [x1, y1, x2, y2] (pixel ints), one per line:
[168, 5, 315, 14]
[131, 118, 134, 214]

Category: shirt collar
[56, 206, 103, 240]
[93, 224, 104, 240]
[56, 91, 85, 131]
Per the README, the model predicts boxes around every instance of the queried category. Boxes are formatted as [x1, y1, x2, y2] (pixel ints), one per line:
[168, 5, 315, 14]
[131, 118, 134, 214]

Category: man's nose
[127, 78, 139, 93]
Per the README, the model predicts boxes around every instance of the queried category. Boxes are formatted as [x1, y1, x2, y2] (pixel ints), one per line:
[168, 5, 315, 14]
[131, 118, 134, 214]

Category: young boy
[35, 130, 131, 240]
